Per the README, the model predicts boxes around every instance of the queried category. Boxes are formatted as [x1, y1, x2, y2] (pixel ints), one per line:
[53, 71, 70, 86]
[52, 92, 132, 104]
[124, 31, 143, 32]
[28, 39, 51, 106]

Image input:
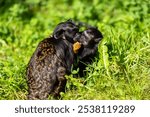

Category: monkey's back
[27, 38, 67, 99]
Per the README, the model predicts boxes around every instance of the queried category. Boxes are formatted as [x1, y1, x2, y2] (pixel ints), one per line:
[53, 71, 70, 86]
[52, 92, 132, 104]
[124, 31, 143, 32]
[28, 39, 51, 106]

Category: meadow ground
[0, 0, 149, 99]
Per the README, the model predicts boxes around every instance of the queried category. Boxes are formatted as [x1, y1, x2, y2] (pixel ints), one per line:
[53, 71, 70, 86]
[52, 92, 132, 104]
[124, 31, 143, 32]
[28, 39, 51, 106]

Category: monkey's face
[80, 28, 102, 47]
[74, 27, 103, 59]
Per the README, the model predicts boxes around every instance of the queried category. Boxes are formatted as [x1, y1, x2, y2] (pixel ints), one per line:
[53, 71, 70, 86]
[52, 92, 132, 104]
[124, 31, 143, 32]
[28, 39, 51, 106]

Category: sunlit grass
[0, 0, 149, 99]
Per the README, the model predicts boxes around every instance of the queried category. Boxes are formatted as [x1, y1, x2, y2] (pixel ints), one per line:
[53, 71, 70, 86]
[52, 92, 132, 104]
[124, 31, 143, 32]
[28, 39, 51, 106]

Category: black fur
[26, 19, 103, 99]
[26, 20, 79, 99]
[74, 27, 103, 76]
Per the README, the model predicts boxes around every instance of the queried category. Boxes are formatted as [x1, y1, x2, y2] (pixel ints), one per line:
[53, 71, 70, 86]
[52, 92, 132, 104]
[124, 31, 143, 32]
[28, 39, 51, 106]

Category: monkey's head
[74, 27, 103, 59]
[53, 19, 79, 43]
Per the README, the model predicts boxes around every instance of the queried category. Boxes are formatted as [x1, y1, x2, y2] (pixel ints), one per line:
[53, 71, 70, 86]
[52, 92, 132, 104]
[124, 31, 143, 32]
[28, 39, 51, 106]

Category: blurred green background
[0, 0, 150, 99]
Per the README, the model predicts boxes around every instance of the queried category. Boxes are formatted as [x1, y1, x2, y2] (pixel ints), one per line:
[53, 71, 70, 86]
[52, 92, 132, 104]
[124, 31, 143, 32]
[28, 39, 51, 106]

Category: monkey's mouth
[73, 41, 81, 54]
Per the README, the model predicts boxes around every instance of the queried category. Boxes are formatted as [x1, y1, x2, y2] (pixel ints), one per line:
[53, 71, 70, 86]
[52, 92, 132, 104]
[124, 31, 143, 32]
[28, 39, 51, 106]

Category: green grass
[0, 0, 150, 100]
